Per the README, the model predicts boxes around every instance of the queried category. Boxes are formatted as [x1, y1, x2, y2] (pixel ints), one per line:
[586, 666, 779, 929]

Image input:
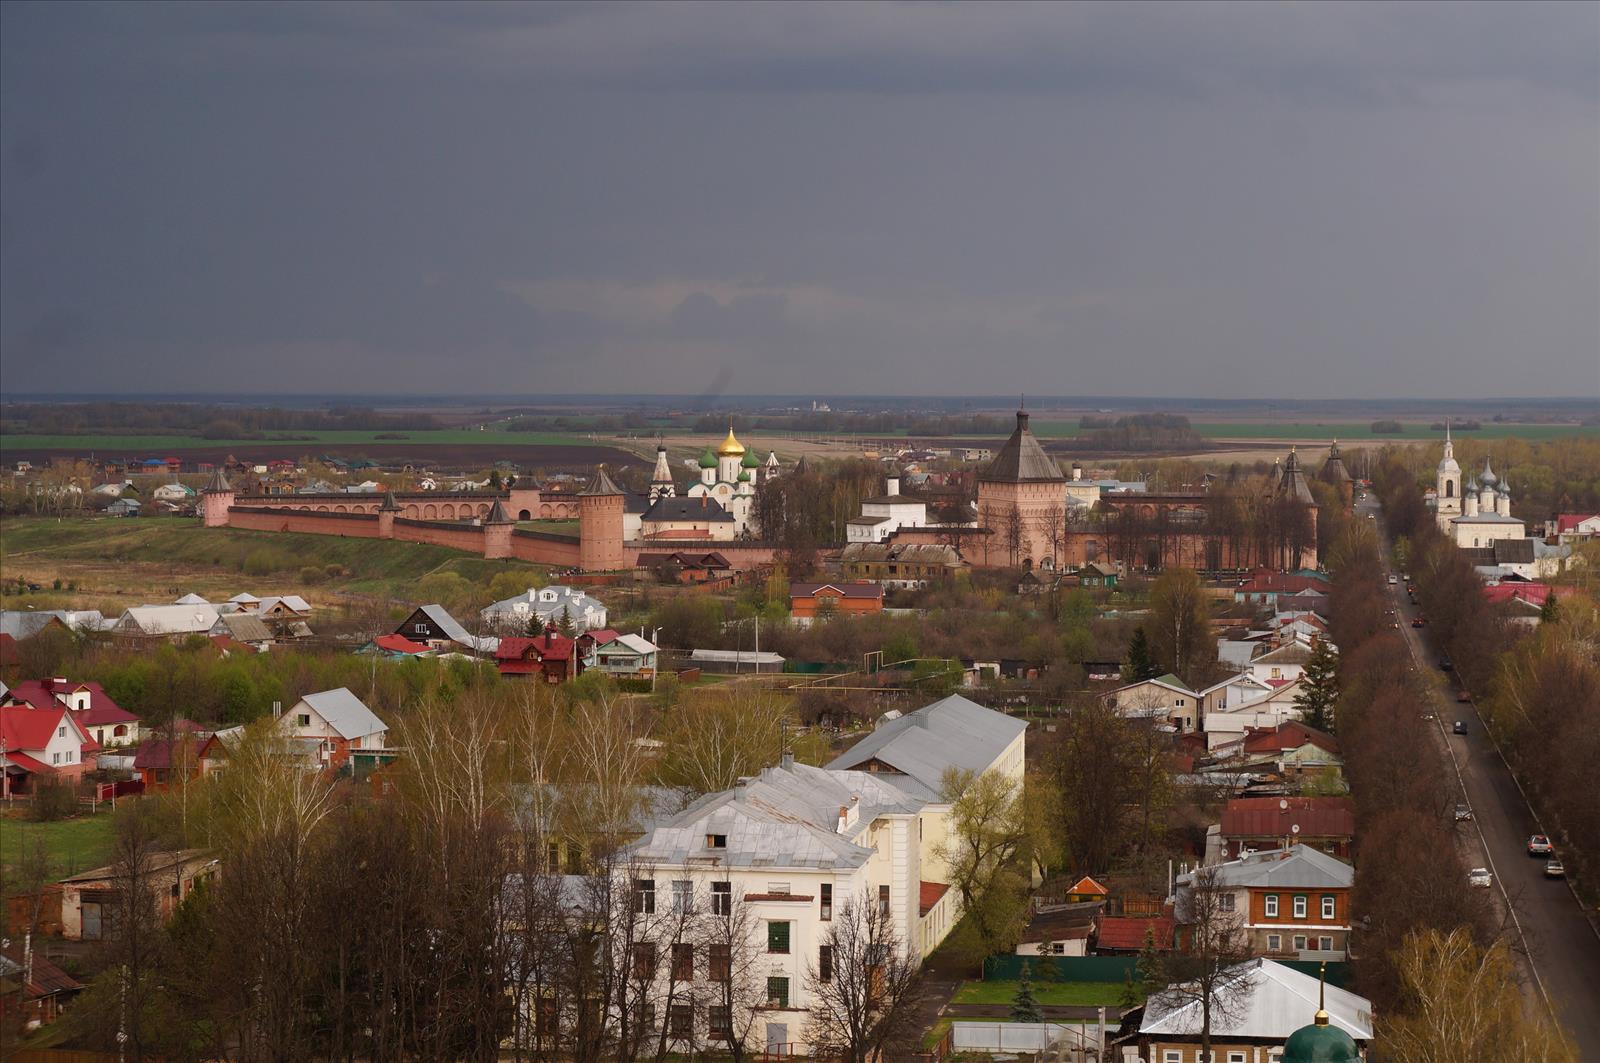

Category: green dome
[737, 470, 752, 482]
[741, 448, 761, 468]
[698, 449, 718, 469]
[1282, 1018, 1359, 1063]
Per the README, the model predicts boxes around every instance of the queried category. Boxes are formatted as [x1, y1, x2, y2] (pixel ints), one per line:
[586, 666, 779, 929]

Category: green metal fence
[982, 954, 1351, 988]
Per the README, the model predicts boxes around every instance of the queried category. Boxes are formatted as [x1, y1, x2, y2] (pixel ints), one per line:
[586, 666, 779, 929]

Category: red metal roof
[1096, 915, 1176, 951]
[1481, 583, 1551, 607]
[0, 632, 17, 666]
[919, 881, 950, 916]
[496, 660, 543, 675]
[1221, 796, 1355, 841]
[497, 635, 575, 662]
[375, 633, 431, 654]
[1243, 721, 1340, 756]
[7, 679, 139, 727]
[2, 751, 55, 774]
[1, 704, 72, 753]
[1068, 875, 1109, 896]
[1556, 513, 1599, 532]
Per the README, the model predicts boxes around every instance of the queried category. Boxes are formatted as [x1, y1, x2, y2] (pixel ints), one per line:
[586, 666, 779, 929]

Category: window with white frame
[1219, 893, 1236, 912]
[1293, 895, 1308, 919]
[1229, 1054, 1247, 1063]
[1267, 933, 1282, 952]
[1162, 1052, 1182, 1063]
[1293, 934, 1307, 951]
[1320, 935, 1334, 951]
[1321, 895, 1336, 920]
[1264, 894, 1279, 918]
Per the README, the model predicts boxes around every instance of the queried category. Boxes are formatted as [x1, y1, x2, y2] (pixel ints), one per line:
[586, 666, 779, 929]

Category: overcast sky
[2, 1, 1597, 399]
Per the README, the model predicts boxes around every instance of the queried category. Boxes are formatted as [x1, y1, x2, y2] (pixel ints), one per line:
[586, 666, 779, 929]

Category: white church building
[1433, 426, 1525, 548]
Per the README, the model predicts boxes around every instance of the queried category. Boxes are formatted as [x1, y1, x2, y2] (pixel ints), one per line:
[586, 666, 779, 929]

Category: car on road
[1469, 867, 1493, 888]
[1454, 804, 1474, 821]
[1412, 616, 1427, 627]
[1439, 656, 1454, 671]
[1545, 859, 1566, 879]
[1387, 575, 1397, 585]
[1528, 835, 1553, 857]
[1456, 690, 1472, 704]
[1453, 720, 1469, 735]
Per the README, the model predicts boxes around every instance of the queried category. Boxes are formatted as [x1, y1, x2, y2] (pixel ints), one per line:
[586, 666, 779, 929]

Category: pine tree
[1540, 592, 1561, 625]
[556, 605, 576, 638]
[1122, 626, 1158, 683]
[1135, 926, 1164, 1002]
[1011, 961, 1044, 1023]
[1293, 637, 1340, 734]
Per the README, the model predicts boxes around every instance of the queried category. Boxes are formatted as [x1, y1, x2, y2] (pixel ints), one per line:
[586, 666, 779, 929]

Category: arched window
[1445, 480, 1455, 498]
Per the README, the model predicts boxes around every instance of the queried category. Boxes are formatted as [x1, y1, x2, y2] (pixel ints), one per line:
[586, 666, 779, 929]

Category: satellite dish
[1279, 799, 1289, 810]
[1291, 824, 1301, 834]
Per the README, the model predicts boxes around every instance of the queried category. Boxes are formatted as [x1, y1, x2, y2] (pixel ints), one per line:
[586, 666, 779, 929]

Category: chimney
[781, 751, 794, 770]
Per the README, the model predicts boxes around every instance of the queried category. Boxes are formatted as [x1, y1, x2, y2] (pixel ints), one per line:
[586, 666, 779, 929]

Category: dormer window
[706, 833, 727, 849]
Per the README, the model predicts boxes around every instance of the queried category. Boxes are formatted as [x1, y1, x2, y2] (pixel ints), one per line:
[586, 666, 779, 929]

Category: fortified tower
[976, 408, 1067, 570]
[200, 466, 235, 528]
[578, 466, 626, 571]
[483, 500, 515, 560]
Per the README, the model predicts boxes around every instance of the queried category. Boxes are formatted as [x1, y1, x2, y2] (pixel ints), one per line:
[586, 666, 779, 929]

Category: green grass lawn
[952, 980, 1127, 1007]
[0, 811, 118, 879]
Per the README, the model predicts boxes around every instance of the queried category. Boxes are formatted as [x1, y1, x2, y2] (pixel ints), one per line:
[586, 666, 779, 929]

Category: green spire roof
[741, 448, 761, 468]
[698, 448, 718, 469]
[1282, 1019, 1360, 1063]
[737, 470, 752, 482]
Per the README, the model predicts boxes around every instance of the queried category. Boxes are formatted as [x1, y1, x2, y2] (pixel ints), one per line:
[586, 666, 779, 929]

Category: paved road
[1363, 497, 1600, 1053]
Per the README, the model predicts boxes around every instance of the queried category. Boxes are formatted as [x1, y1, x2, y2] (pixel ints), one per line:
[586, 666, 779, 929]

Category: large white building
[845, 467, 929, 543]
[625, 695, 1026, 1054]
[1444, 457, 1526, 548]
[481, 585, 608, 633]
[684, 428, 767, 536]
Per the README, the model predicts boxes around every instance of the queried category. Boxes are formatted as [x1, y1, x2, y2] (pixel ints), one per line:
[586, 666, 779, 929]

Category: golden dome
[716, 425, 746, 457]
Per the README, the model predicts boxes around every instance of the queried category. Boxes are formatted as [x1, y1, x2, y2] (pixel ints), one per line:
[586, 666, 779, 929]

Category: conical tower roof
[581, 466, 623, 496]
[380, 490, 400, 512]
[1278, 447, 1316, 504]
[485, 500, 514, 524]
[203, 466, 232, 493]
[979, 410, 1064, 483]
[1319, 440, 1352, 484]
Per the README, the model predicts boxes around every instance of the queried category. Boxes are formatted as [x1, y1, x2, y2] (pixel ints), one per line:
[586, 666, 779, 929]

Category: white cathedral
[647, 426, 779, 536]
[1434, 425, 1525, 548]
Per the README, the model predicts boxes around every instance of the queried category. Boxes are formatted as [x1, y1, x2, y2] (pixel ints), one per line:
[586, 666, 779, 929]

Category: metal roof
[296, 687, 389, 741]
[979, 410, 1064, 483]
[826, 694, 1027, 793]
[1141, 958, 1372, 1041]
[1178, 844, 1353, 891]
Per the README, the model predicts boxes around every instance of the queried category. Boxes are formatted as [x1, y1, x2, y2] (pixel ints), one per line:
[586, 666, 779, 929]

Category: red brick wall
[511, 533, 582, 567]
[227, 508, 383, 538]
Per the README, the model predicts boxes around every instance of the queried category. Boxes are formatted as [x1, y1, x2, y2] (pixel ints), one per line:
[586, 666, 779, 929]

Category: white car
[1468, 867, 1493, 888]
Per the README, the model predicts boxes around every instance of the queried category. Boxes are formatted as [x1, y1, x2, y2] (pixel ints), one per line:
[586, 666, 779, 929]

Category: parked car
[1454, 804, 1474, 821]
[1453, 720, 1469, 735]
[1528, 835, 1553, 857]
[1411, 616, 1427, 627]
[1469, 867, 1493, 888]
[1545, 859, 1565, 879]
[1439, 657, 1454, 672]
[1456, 690, 1472, 704]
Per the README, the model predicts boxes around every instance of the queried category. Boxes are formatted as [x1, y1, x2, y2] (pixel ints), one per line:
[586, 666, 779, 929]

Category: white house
[1248, 639, 1316, 686]
[845, 468, 928, 544]
[1106, 674, 1201, 732]
[1202, 678, 1307, 751]
[152, 482, 195, 502]
[114, 604, 222, 638]
[624, 695, 1026, 1055]
[482, 585, 608, 633]
[280, 687, 390, 767]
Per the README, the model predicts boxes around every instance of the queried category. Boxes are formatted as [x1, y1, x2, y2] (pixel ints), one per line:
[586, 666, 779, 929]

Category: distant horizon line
[4, 392, 1597, 407]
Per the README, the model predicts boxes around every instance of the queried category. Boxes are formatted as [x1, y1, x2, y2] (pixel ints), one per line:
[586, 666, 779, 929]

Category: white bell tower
[1435, 419, 1461, 531]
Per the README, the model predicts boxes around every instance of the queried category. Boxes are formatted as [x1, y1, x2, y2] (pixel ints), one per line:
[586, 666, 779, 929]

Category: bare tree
[803, 896, 925, 1063]
[1157, 864, 1255, 1060]
[699, 885, 768, 1063]
[654, 688, 789, 804]
[1041, 504, 1068, 572]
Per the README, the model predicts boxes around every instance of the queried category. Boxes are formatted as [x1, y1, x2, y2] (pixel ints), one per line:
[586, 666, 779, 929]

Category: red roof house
[495, 634, 582, 683]
[1095, 914, 1177, 953]
[131, 732, 228, 792]
[1, 704, 92, 796]
[1220, 796, 1356, 860]
[6, 678, 141, 749]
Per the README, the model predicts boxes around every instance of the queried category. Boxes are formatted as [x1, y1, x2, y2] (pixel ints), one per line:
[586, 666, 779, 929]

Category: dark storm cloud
[1, 1, 1596, 398]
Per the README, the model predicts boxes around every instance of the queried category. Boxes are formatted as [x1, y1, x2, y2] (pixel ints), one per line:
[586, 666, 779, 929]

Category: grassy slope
[0, 812, 118, 879]
[951, 980, 1126, 1007]
[0, 516, 551, 602]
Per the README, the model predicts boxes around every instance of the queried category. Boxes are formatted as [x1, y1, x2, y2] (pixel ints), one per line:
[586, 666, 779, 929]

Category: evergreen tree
[1540, 592, 1561, 625]
[1010, 961, 1043, 1023]
[488, 469, 503, 490]
[1122, 627, 1158, 683]
[1135, 926, 1164, 1002]
[556, 605, 576, 638]
[1293, 637, 1340, 734]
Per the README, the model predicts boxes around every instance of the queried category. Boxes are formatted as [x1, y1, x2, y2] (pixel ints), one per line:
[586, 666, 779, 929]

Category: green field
[1024, 420, 1593, 441]
[951, 980, 1126, 1007]
[0, 811, 118, 879]
[0, 516, 553, 602]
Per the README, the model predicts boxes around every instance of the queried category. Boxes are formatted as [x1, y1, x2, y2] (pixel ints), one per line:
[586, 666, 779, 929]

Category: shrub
[30, 781, 79, 822]
[300, 565, 328, 585]
[242, 549, 283, 577]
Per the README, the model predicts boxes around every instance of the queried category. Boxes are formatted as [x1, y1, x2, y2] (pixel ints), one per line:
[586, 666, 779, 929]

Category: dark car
[1452, 720, 1469, 735]
[1439, 657, 1454, 672]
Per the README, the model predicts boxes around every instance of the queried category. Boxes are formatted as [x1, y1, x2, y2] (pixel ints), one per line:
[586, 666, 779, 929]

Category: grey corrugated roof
[1178, 844, 1353, 891]
[297, 687, 388, 740]
[826, 694, 1027, 792]
[216, 612, 274, 642]
[979, 411, 1064, 483]
[641, 495, 734, 522]
[1253, 641, 1315, 665]
[630, 762, 930, 870]
[1142, 958, 1372, 1040]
